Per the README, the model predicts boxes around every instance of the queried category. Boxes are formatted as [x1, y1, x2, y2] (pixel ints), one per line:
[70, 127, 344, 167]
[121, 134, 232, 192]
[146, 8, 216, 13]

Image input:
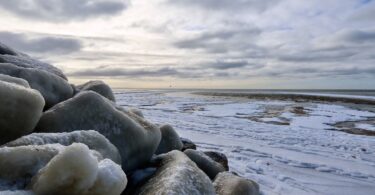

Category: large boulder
[0, 63, 73, 108]
[0, 42, 67, 80]
[204, 151, 229, 171]
[213, 172, 260, 195]
[0, 74, 29, 87]
[29, 143, 127, 195]
[0, 81, 45, 145]
[134, 150, 216, 195]
[4, 130, 121, 164]
[36, 91, 161, 172]
[77, 80, 115, 101]
[155, 124, 183, 155]
[184, 149, 226, 180]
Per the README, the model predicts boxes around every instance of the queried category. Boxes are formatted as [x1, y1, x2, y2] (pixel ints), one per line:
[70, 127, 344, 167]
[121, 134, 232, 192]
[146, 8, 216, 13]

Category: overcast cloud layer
[0, 0, 374, 89]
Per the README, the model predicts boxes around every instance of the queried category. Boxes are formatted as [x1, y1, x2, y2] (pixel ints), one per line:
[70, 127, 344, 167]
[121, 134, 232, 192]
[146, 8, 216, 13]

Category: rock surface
[0, 74, 29, 87]
[36, 91, 161, 172]
[0, 81, 45, 145]
[180, 137, 197, 151]
[184, 149, 226, 180]
[134, 150, 216, 195]
[5, 130, 121, 164]
[0, 63, 73, 108]
[204, 151, 229, 171]
[213, 172, 260, 195]
[77, 80, 116, 101]
[29, 143, 127, 195]
[0, 42, 67, 80]
[155, 124, 183, 155]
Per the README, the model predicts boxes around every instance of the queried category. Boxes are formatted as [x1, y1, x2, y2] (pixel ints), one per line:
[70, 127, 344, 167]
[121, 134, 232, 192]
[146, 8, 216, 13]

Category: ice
[116, 90, 375, 195]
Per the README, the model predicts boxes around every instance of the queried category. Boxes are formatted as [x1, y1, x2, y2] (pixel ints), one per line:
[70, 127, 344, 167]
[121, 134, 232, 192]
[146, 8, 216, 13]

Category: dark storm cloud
[0, 0, 127, 22]
[168, 0, 279, 13]
[0, 32, 82, 54]
[336, 30, 375, 43]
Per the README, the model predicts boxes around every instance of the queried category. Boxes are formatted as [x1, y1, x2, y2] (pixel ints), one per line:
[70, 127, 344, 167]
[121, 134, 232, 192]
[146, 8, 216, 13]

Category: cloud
[168, 0, 279, 13]
[0, 32, 82, 54]
[206, 60, 250, 70]
[0, 0, 127, 22]
[67, 67, 183, 78]
[335, 29, 375, 43]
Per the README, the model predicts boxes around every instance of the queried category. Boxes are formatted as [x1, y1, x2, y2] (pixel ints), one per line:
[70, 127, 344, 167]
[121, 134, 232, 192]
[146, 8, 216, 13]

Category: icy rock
[0, 81, 44, 145]
[36, 91, 161, 172]
[0, 74, 29, 88]
[0, 63, 73, 108]
[184, 149, 226, 180]
[0, 190, 35, 195]
[30, 143, 127, 195]
[213, 172, 260, 195]
[180, 137, 197, 151]
[129, 108, 144, 118]
[155, 124, 183, 155]
[5, 130, 121, 164]
[77, 80, 116, 102]
[134, 150, 215, 195]
[204, 151, 229, 171]
[0, 42, 67, 80]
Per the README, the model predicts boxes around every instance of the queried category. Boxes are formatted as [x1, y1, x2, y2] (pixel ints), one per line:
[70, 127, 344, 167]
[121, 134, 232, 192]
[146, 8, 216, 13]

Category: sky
[0, 0, 374, 89]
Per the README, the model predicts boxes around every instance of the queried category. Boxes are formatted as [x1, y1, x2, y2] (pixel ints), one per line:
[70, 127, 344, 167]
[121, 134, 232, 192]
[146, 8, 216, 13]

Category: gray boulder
[135, 150, 215, 195]
[0, 63, 73, 108]
[180, 137, 197, 151]
[155, 124, 183, 155]
[36, 91, 161, 172]
[0, 81, 45, 145]
[4, 130, 121, 164]
[0, 74, 29, 88]
[129, 108, 144, 118]
[204, 151, 229, 171]
[77, 80, 115, 101]
[0, 42, 67, 80]
[184, 149, 226, 180]
[213, 172, 260, 195]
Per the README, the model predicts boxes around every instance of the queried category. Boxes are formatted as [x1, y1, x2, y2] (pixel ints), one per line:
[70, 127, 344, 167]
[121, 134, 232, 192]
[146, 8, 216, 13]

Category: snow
[116, 89, 375, 195]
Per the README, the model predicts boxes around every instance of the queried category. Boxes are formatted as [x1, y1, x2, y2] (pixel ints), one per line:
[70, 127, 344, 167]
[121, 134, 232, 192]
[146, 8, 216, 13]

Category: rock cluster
[0, 42, 260, 195]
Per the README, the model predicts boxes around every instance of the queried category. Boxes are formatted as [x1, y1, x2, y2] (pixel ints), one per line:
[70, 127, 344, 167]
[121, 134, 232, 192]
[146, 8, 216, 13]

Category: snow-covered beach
[116, 89, 375, 195]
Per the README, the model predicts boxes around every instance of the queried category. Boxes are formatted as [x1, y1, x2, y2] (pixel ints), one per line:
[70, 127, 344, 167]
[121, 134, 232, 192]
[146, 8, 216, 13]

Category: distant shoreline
[193, 91, 375, 105]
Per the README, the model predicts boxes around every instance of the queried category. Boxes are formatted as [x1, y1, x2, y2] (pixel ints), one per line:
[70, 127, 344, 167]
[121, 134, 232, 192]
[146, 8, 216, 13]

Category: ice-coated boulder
[134, 150, 215, 195]
[213, 172, 260, 195]
[129, 108, 144, 118]
[5, 130, 121, 164]
[0, 74, 29, 87]
[0, 42, 67, 80]
[204, 151, 229, 171]
[77, 80, 116, 101]
[0, 81, 44, 145]
[30, 143, 127, 195]
[155, 124, 183, 155]
[0, 63, 73, 108]
[0, 190, 34, 195]
[180, 137, 197, 151]
[36, 91, 161, 172]
[184, 149, 226, 180]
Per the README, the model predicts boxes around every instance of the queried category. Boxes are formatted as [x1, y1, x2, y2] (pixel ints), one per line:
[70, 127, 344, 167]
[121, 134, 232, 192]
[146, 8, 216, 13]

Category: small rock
[155, 125, 183, 155]
[204, 151, 229, 171]
[0, 74, 29, 87]
[77, 80, 115, 101]
[180, 137, 197, 151]
[184, 149, 226, 180]
[213, 172, 260, 195]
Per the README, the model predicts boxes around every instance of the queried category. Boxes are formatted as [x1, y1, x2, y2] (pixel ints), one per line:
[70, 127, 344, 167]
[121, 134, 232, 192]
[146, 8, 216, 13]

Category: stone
[36, 91, 161, 172]
[155, 124, 183, 155]
[213, 172, 260, 195]
[204, 151, 229, 171]
[180, 137, 197, 151]
[134, 150, 216, 195]
[0, 63, 73, 108]
[0, 74, 29, 87]
[0, 81, 44, 145]
[77, 80, 115, 101]
[184, 149, 226, 180]
[5, 130, 121, 164]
